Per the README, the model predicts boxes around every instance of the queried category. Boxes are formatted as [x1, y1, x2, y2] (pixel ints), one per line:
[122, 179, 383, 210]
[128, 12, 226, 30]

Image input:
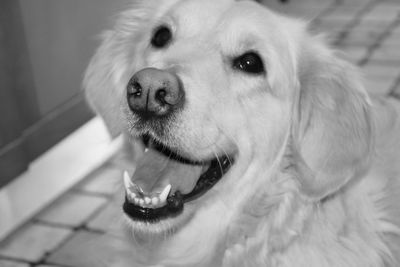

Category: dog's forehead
[167, 0, 279, 44]
[168, 0, 234, 32]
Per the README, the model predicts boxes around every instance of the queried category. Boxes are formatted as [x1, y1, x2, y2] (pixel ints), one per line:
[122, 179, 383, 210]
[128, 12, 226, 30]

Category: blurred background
[0, 0, 399, 266]
[0, 0, 128, 187]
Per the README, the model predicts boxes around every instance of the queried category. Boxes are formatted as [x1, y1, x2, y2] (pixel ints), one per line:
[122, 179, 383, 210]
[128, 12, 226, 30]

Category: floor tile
[35, 193, 108, 227]
[0, 259, 30, 267]
[340, 28, 381, 46]
[339, 0, 371, 4]
[86, 203, 122, 232]
[384, 32, 400, 45]
[338, 45, 368, 64]
[391, 81, 400, 98]
[317, 17, 350, 33]
[329, 4, 364, 17]
[0, 224, 72, 262]
[35, 265, 63, 267]
[321, 11, 355, 25]
[46, 231, 133, 267]
[350, 20, 388, 38]
[362, 63, 400, 79]
[368, 43, 400, 63]
[365, 77, 397, 96]
[263, 0, 332, 19]
[391, 25, 400, 36]
[359, 3, 399, 24]
[74, 165, 122, 196]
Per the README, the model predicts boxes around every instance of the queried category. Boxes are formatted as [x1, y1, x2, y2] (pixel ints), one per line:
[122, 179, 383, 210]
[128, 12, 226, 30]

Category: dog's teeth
[144, 197, 151, 205]
[159, 184, 172, 204]
[123, 171, 134, 189]
[152, 197, 159, 206]
[129, 192, 136, 200]
[139, 199, 145, 206]
[133, 197, 140, 205]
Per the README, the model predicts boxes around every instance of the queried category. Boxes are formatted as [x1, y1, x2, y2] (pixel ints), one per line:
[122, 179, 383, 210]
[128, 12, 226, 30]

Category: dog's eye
[233, 52, 265, 75]
[151, 25, 172, 48]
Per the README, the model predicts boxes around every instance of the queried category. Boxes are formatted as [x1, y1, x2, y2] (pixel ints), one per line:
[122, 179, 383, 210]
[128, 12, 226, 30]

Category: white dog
[84, 0, 400, 266]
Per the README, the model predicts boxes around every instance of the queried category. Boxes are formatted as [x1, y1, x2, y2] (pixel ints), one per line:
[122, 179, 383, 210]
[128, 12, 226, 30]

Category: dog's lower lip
[123, 154, 234, 223]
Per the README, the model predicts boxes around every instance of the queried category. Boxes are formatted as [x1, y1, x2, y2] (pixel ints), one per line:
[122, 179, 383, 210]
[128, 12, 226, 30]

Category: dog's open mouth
[123, 134, 234, 222]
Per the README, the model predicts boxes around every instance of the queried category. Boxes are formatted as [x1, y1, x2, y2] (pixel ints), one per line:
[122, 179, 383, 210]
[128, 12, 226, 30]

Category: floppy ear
[83, 30, 127, 137]
[292, 36, 373, 200]
[83, 1, 158, 137]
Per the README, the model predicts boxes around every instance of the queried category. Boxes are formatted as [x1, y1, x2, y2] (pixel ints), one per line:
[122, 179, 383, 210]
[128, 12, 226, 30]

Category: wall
[19, 0, 130, 115]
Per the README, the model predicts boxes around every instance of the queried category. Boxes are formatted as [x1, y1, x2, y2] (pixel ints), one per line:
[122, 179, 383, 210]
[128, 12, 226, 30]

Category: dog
[83, 0, 400, 266]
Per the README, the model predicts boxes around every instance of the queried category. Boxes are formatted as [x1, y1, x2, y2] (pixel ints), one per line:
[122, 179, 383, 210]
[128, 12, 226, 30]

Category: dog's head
[84, 0, 372, 263]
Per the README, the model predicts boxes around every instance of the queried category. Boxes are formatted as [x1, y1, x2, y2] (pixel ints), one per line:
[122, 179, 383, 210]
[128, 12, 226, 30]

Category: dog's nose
[127, 68, 184, 118]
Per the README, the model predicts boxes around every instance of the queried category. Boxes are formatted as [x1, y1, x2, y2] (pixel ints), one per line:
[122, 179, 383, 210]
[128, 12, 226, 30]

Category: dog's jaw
[119, 134, 237, 234]
[122, 201, 196, 237]
[120, 147, 307, 267]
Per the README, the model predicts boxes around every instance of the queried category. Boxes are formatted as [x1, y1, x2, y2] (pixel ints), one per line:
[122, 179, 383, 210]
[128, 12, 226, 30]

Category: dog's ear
[83, 30, 126, 137]
[83, 2, 157, 137]
[292, 36, 373, 200]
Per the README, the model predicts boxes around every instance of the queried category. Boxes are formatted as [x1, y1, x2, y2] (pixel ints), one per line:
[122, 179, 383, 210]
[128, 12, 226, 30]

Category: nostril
[155, 88, 167, 105]
[127, 80, 143, 97]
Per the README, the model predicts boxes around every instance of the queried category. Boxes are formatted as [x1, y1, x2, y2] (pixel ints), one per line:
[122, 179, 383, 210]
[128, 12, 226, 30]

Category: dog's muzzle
[123, 68, 234, 223]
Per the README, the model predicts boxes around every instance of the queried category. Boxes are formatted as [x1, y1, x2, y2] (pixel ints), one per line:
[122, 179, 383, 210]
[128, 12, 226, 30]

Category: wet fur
[84, 0, 400, 266]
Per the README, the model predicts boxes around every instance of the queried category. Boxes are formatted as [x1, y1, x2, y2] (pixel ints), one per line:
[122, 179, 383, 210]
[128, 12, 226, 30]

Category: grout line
[314, 0, 341, 21]
[359, 9, 400, 66]
[388, 76, 400, 99]
[79, 225, 107, 235]
[30, 199, 111, 265]
[334, 0, 378, 46]
[0, 255, 34, 265]
[39, 227, 107, 267]
[34, 228, 78, 266]
[32, 219, 77, 230]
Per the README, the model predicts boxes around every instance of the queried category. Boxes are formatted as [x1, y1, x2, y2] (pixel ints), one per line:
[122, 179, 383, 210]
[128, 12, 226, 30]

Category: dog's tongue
[132, 148, 204, 195]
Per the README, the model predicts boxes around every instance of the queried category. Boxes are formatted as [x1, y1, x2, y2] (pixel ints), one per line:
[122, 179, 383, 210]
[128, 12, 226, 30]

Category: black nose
[127, 68, 184, 119]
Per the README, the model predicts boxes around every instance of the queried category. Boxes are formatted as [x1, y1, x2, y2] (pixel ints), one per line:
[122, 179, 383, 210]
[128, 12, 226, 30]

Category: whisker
[203, 135, 224, 174]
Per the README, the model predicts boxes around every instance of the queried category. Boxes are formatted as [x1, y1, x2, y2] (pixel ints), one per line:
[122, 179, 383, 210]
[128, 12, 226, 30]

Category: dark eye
[151, 25, 172, 48]
[232, 51, 265, 74]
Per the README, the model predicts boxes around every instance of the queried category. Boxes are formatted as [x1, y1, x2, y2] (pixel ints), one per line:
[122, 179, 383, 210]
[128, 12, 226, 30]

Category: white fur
[84, 0, 400, 266]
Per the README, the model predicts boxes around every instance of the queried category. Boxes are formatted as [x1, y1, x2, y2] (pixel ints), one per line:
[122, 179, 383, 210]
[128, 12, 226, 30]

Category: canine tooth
[123, 171, 134, 189]
[125, 190, 131, 200]
[152, 197, 159, 206]
[159, 184, 171, 204]
[144, 197, 151, 205]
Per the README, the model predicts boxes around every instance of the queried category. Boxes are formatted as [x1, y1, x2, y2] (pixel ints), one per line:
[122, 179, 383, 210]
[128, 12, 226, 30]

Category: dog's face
[123, 0, 298, 161]
[84, 0, 372, 263]
[87, 0, 298, 233]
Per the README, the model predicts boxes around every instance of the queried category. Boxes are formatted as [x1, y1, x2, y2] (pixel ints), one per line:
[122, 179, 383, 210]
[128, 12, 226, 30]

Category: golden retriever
[83, 0, 400, 266]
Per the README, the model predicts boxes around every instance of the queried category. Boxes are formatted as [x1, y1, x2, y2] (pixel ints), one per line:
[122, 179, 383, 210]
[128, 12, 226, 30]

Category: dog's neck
[220, 142, 395, 267]
[220, 147, 311, 266]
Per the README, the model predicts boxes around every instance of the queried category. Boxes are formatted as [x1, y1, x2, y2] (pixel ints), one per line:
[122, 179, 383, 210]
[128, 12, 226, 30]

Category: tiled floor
[1, 0, 400, 266]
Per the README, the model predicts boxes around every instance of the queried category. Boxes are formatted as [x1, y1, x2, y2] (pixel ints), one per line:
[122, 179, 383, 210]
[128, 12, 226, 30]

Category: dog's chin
[121, 133, 235, 237]
[122, 201, 196, 238]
